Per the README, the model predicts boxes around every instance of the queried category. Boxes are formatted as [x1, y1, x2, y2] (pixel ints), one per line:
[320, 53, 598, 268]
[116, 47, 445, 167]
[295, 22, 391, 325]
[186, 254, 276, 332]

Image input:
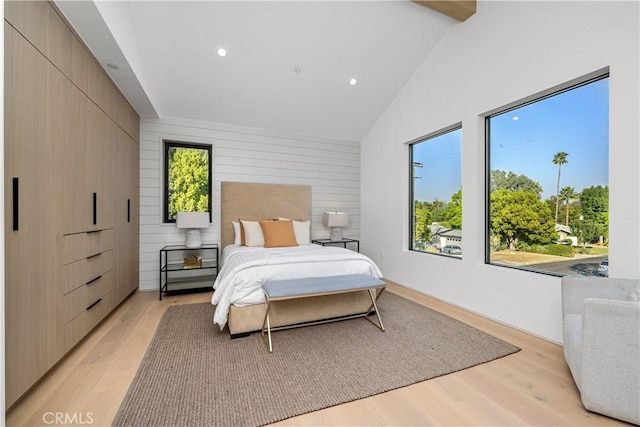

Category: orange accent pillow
[259, 220, 298, 248]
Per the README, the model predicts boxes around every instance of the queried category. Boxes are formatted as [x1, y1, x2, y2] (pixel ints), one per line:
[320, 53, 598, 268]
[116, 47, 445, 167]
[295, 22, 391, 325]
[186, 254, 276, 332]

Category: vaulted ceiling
[55, 1, 474, 141]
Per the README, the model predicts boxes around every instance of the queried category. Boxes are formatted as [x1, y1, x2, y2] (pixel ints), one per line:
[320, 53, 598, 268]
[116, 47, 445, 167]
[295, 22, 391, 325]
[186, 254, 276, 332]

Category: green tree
[580, 185, 609, 243]
[413, 200, 431, 243]
[168, 147, 209, 220]
[428, 199, 448, 224]
[444, 188, 462, 229]
[490, 169, 543, 197]
[490, 189, 556, 250]
[552, 152, 569, 223]
[559, 186, 577, 226]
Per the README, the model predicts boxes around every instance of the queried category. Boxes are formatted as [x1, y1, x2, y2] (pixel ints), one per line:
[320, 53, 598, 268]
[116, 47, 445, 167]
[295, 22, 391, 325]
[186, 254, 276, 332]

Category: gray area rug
[113, 292, 520, 426]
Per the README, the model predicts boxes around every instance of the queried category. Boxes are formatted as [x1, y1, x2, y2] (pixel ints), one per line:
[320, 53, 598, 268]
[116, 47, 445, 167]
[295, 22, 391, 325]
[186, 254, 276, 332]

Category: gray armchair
[562, 275, 640, 425]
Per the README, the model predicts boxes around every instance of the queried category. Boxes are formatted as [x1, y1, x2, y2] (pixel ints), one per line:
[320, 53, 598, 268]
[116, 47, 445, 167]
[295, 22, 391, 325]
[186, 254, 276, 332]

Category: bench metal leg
[261, 299, 273, 353]
[261, 285, 386, 353]
[364, 287, 385, 331]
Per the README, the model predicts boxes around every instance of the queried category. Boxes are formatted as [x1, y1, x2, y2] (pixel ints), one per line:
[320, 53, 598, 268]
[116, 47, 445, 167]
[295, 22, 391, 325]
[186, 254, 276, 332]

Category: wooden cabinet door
[61, 85, 90, 234]
[113, 133, 139, 304]
[85, 102, 116, 231]
[5, 32, 65, 407]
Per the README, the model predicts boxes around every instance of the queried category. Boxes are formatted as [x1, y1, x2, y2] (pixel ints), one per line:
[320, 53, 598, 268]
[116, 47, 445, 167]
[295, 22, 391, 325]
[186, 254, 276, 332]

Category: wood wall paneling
[4, 0, 141, 408]
[5, 23, 14, 231]
[6, 32, 65, 406]
[70, 35, 90, 96]
[4, 0, 15, 24]
[11, 0, 72, 75]
[62, 86, 90, 233]
[114, 133, 140, 305]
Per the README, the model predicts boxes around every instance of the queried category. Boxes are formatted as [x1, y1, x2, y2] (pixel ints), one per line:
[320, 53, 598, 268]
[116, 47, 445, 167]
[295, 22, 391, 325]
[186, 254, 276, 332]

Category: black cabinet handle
[12, 178, 19, 231]
[127, 199, 130, 223]
[86, 275, 102, 285]
[86, 298, 102, 311]
[92, 192, 97, 225]
[87, 252, 101, 259]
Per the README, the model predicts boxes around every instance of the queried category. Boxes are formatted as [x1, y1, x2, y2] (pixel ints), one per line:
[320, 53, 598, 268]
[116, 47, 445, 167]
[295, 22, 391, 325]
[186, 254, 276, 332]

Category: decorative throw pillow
[232, 221, 241, 246]
[259, 220, 298, 248]
[292, 220, 311, 245]
[240, 219, 268, 247]
[278, 217, 310, 245]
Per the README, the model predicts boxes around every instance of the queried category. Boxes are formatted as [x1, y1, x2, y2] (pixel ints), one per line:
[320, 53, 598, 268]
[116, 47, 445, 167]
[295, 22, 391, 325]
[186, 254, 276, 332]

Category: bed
[212, 181, 383, 336]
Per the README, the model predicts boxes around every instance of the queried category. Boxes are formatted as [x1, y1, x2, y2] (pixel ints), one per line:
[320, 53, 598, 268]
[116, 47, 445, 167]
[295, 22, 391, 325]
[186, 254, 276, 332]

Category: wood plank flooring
[6, 284, 629, 426]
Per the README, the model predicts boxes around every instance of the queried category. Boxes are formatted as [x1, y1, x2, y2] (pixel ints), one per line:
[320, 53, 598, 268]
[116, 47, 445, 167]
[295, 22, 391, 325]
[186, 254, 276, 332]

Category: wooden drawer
[63, 290, 113, 352]
[63, 229, 114, 265]
[62, 249, 113, 295]
[63, 271, 113, 324]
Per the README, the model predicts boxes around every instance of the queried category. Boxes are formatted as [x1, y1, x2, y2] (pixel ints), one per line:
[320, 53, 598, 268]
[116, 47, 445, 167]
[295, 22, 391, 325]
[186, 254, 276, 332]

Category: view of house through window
[163, 140, 212, 223]
[487, 75, 609, 276]
[410, 127, 462, 257]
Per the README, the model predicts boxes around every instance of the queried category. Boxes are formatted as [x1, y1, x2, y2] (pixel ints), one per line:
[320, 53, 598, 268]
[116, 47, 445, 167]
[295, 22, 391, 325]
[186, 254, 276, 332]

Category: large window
[486, 75, 609, 276]
[410, 126, 462, 256]
[163, 140, 212, 223]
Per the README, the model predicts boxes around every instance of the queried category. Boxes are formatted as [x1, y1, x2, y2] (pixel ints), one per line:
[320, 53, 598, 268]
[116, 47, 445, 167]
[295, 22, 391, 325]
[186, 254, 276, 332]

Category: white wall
[360, 1, 639, 343]
[139, 117, 361, 291]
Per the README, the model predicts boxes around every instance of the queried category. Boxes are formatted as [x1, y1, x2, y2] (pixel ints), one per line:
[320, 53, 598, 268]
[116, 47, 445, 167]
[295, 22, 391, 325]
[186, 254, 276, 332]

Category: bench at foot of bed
[261, 274, 386, 353]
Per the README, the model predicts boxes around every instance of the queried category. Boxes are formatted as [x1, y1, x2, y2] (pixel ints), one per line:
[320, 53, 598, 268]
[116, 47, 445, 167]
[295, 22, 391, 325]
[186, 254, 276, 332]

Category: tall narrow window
[487, 74, 609, 276]
[163, 140, 212, 223]
[410, 126, 462, 256]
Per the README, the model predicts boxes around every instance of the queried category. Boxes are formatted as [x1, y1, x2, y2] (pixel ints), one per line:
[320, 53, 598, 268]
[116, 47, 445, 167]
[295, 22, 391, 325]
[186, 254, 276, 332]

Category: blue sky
[412, 128, 462, 202]
[413, 77, 609, 202]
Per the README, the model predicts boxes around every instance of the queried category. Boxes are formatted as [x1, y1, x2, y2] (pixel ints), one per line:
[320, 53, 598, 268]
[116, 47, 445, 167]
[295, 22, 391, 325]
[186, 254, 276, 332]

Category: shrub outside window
[163, 140, 212, 223]
[486, 75, 609, 276]
[410, 127, 462, 257]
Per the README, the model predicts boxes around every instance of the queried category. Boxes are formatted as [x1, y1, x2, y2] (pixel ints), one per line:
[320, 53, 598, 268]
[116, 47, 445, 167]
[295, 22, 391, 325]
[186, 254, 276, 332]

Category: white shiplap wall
[139, 117, 361, 292]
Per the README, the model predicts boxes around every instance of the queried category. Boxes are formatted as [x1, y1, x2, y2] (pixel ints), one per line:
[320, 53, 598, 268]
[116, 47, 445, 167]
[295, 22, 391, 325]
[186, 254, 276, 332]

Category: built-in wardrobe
[4, 1, 140, 408]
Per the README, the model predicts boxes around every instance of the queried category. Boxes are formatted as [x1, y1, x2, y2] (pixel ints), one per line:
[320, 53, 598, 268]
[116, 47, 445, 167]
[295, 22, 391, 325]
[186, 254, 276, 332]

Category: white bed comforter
[211, 245, 383, 330]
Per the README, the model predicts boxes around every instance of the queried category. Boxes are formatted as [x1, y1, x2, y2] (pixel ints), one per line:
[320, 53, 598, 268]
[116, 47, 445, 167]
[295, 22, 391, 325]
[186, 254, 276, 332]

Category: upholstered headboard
[220, 182, 311, 248]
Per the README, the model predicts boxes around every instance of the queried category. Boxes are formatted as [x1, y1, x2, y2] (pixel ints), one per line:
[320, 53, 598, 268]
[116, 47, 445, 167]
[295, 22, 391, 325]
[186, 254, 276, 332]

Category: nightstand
[159, 244, 219, 300]
[312, 238, 360, 252]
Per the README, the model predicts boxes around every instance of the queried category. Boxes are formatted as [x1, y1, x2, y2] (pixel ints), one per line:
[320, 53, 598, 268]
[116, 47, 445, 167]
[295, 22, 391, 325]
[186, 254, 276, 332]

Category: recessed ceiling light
[107, 63, 119, 70]
[293, 66, 302, 73]
[217, 48, 228, 58]
[349, 78, 357, 86]
[512, 115, 519, 121]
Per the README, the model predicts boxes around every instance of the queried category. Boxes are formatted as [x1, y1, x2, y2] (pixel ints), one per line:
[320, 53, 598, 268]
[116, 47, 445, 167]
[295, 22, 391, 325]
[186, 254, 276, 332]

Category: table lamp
[176, 212, 209, 248]
[323, 211, 349, 241]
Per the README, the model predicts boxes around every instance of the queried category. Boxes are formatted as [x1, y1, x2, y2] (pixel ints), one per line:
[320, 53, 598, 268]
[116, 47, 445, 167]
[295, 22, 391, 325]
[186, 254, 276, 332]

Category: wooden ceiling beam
[412, 1, 477, 22]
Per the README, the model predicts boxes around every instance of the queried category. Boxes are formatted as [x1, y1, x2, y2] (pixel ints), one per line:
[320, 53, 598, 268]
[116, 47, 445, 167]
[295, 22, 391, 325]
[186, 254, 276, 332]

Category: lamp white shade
[176, 212, 209, 248]
[176, 212, 209, 229]
[323, 211, 349, 241]
[323, 211, 349, 227]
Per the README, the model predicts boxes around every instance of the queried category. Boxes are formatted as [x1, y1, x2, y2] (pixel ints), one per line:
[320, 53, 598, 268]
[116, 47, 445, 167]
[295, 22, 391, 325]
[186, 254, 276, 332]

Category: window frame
[484, 73, 609, 276]
[163, 140, 213, 224]
[408, 124, 463, 256]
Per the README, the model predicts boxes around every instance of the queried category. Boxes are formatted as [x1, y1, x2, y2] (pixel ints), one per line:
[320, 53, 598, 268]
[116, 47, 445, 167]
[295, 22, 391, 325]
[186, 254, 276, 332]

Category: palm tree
[559, 186, 576, 225]
[552, 152, 569, 224]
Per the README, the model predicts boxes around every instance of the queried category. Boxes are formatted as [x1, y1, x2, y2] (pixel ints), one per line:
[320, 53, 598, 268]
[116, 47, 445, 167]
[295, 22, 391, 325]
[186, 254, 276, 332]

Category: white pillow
[240, 220, 265, 247]
[279, 217, 311, 245]
[292, 220, 311, 245]
[232, 221, 241, 246]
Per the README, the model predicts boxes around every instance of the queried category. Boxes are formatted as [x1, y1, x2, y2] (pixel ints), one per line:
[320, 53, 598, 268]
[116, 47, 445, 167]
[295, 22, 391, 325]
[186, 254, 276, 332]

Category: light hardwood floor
[6, 284, 629, 426]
